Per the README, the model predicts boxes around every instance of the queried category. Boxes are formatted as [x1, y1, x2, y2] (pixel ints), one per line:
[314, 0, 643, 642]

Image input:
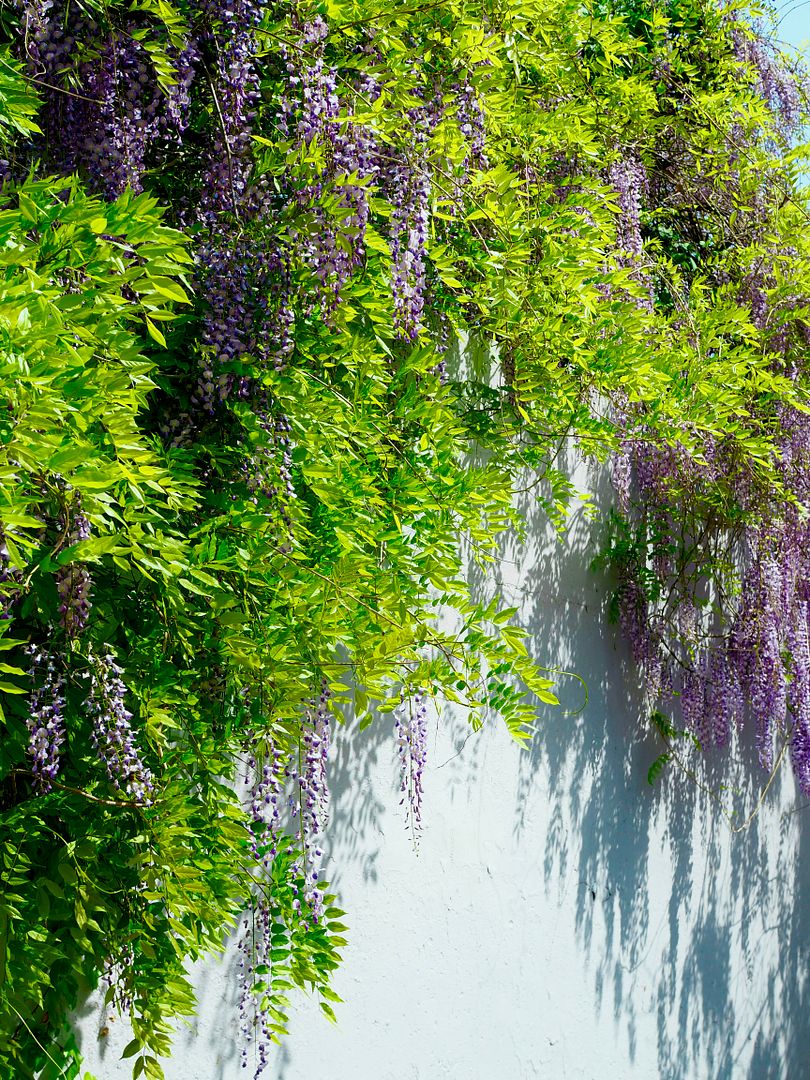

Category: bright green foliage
[0, 0, 806, 1075]
[0, 51, 40, 143]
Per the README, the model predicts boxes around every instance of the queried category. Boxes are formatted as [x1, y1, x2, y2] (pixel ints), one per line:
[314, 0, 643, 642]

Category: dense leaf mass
[0, 0, 807, 1075]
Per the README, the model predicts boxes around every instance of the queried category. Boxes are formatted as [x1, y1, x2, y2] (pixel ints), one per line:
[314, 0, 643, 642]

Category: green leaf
[149, 277, 189, 304]
[319, 1001, 338, 1024]
[145, 318, 167, 347]
[647, 753, 671, 787]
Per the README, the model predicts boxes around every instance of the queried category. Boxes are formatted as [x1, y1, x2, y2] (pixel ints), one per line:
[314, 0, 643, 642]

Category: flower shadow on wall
[497, 443, 810, 1080]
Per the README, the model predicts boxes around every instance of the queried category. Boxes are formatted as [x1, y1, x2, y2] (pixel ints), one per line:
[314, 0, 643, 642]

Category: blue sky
[775, 0, 810, 50]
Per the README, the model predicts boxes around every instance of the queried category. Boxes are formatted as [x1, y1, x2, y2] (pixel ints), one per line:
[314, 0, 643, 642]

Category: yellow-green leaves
[0, 51, 40, 144]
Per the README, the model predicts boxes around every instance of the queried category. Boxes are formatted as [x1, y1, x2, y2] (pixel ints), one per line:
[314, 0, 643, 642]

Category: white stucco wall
[75, 454, 810, 1080]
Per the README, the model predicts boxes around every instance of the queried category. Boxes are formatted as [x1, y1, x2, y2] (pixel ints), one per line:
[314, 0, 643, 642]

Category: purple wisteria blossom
[731, 25, 807, 137]
[278, 20, 378, 310]
[0, 526, 23, 621]
[238, 734, 286, 1077]
[22, 0, 197, 195]
[456, 77, 488, 175]
[26, 646, 66, 791]
[198, 0, 261, 219]
[85, 649, 154, 804]
[395, 689, 429, 835]
[289, 683, 331, 920]
[237, 684, 332, 1077]
[381, 93, 441, 340]
[613, 405, 810, 794]
[608, 156, 647, 260]
[237, 897, 274, 1078]
[55, 507, 92, 638]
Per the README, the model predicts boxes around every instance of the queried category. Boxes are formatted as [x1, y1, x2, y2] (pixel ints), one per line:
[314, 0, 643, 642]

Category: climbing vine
[0, 0, 807, 1076]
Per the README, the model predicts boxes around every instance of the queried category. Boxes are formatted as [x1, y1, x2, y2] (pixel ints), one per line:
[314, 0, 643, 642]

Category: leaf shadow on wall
[481, 446, 810, 1080]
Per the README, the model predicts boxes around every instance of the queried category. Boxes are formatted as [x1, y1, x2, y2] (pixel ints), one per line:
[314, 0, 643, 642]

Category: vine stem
[201, 57, 242, 221]
[6, 1001, 68, 1074]
[660, 732, 791, 833]
[9, 768, 160, 808]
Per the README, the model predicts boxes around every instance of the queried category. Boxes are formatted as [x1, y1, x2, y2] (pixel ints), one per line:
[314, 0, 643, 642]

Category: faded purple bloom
[456, 78, 488, 174]
[55, 508, 92, 638]
[732, 25, 806, 137]
[706, 647, 743, 748]
[608, 156, 647, 260]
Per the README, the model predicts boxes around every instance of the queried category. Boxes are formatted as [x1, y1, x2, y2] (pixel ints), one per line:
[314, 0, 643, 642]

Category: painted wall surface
[75, 458, 810, 1080]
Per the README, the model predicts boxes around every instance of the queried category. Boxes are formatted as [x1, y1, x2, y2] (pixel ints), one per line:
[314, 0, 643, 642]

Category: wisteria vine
[1, 0, 808, 1076]
[603, 22, 810, 792]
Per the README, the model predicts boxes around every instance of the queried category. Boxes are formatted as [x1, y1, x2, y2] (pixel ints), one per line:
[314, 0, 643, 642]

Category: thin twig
[9, 768, 159, 808]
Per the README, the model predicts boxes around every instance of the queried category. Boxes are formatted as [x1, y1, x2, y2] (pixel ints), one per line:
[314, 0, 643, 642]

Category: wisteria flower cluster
[289, 683, 331, 920]
[25, 646, 66, 791]
[731, 21, 807, 137]
[237, 682, 333, 1076]
[55, 506, 92, 638]
[238, 736, 286, 1078]
[84, 649, 154, 804]
[592, 12, 810, 796]
[610, 376, 810, 793]
[395, 690, 429, 836]
[4, 0, 809, 1074]
[21, 0, 195, 197]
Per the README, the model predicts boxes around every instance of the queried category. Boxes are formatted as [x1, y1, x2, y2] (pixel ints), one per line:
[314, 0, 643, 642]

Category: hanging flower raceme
[84, 649, 154, 804]
[25, 645, 66, 791]
[395, 689, 429, 836]
[237, 894, 275, 1078]
[245, 734, 286, 868]
[731, 23, 807, 138]
[381, 90, 442, 340]
[608, 156, 647, 260]
[607, 154, 653, 310]
[198, 0, 262, 219]
[20, 0, 198, 196]
[290, 681, 331, 921]
[278, 17, 378, 310]
[456, 76, 488, 177]
[55, 507, 92, 638]
[193, 5, 297, 409]
[237, 685, 332, 1078]
[0, 526, 23, 621]
[238, 733, 287, 1078]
